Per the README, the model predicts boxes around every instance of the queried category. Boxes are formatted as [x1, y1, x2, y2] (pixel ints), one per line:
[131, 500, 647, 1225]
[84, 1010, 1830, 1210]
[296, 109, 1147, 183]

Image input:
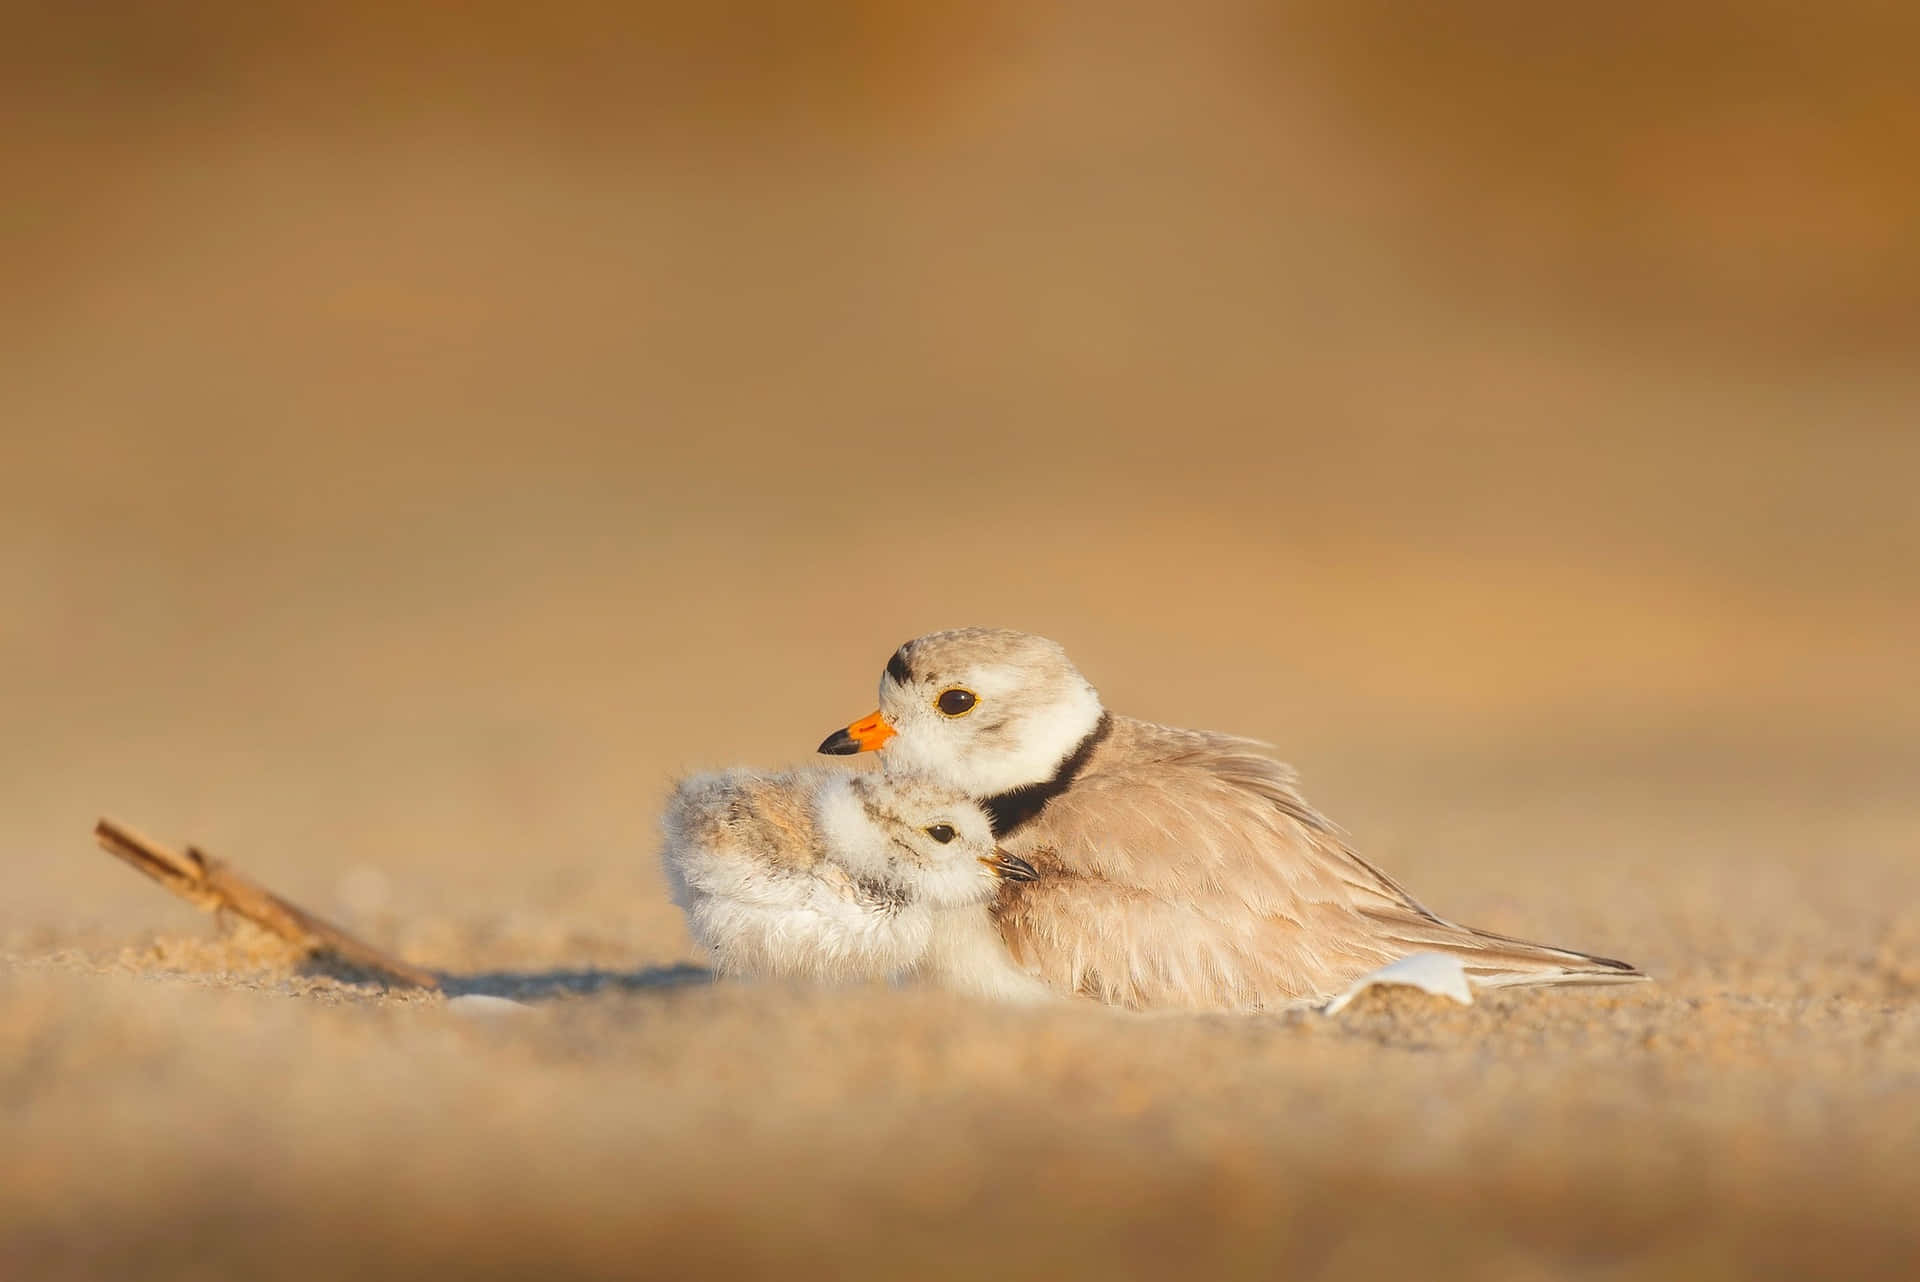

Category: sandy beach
[6, 5, 1918, 1277]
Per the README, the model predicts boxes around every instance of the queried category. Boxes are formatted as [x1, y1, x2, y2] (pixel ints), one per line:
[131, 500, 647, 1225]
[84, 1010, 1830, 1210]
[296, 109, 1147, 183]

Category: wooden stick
[93, 818, 441, 990]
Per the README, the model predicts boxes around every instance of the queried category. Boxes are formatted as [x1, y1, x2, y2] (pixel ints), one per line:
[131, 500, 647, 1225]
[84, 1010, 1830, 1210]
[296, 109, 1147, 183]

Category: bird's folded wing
[998, 724, 1643, 1004]
[1012, 724, 1438, 922]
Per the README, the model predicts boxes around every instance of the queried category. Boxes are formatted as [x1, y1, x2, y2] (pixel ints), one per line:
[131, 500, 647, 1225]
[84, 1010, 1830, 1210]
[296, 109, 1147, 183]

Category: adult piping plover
[819, 628, 1647, 1012]
[661, 768, 1044, 992]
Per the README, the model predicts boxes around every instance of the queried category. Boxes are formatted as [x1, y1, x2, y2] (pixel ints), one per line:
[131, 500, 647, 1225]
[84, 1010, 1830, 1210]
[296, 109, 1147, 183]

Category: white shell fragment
[446, 994, 534, 1017]
[1321, 952, 1475, 1016]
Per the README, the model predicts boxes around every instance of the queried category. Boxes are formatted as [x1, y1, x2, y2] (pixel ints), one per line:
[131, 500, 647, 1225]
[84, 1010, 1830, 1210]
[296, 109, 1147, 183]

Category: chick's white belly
[667, 847, 933, 981]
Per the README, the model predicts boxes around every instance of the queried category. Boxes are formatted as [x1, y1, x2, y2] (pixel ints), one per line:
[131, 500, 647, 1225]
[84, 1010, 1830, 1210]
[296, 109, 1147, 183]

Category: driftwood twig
[92, 818, 441, 990]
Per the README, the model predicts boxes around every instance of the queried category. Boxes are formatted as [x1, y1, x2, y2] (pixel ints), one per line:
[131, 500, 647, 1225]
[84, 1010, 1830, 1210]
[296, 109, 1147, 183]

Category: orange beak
[817, 709, 896, 755]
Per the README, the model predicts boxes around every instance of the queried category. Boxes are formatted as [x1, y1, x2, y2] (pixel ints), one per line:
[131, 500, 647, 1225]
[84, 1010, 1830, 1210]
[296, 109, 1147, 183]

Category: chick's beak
[981, 850, 1040, 883]
[818, 709, 896, 755]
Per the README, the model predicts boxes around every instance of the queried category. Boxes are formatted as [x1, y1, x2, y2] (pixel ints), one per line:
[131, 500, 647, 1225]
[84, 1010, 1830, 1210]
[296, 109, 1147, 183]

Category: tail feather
[1363, 911, 1648, 989]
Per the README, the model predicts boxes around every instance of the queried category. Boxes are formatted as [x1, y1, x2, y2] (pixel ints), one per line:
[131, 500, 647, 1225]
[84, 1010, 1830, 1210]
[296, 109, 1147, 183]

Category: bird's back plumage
[991, 717, 1644, 1011]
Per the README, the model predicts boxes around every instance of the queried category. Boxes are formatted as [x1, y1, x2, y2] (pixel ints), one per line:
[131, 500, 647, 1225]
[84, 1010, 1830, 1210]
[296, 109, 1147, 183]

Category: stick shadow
[439, 964, 714, 1001]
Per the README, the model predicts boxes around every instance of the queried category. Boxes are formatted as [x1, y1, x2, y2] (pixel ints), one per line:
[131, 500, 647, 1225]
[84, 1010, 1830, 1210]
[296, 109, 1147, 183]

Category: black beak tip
[818, 729, 860, 756]
[996, 852, 1040, 883]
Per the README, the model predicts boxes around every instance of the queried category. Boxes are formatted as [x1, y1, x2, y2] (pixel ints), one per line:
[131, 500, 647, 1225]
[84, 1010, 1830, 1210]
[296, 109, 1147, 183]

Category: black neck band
[982, 712, 1112, 839]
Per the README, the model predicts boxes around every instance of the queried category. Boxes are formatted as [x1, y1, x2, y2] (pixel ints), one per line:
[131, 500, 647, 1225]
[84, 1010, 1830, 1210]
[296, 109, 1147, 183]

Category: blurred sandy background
[4, 3, 1918, 1278]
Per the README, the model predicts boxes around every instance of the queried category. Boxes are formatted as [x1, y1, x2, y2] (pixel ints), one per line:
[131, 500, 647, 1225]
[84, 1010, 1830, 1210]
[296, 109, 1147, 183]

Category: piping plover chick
[662, 768, 1040, 989]
[820, 628, 1647, 1012]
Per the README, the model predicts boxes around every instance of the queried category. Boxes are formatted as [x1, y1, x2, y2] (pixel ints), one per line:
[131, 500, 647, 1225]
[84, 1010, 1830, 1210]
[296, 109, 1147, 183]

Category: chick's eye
[925, 824, 956, 845]
[935, 688, 977, 717]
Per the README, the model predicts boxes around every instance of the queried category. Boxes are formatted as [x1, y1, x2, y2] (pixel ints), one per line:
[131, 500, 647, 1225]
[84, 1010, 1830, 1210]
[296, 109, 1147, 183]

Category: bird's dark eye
[925, 824, 957, 845]
[935, 688, 977, 717]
